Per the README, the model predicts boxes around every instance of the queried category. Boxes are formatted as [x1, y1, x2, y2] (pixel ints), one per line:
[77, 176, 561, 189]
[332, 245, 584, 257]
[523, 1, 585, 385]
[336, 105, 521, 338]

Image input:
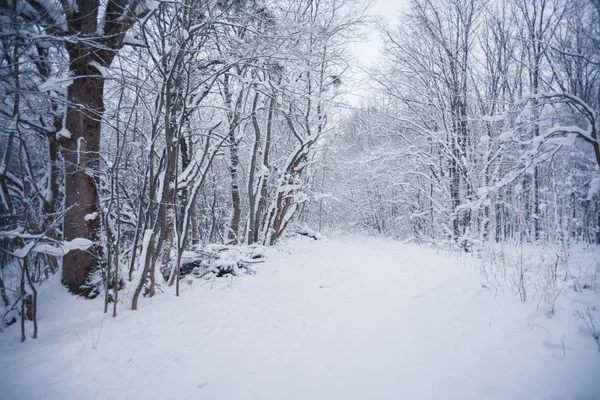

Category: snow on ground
[1, 236, 599, 400]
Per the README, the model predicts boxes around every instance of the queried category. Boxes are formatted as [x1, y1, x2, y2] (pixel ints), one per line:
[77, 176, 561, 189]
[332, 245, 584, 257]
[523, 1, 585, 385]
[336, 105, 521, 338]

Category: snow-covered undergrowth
[467, 241, 600, 352]
[178, 243, 265, 282]
[0, 236, 599, 399]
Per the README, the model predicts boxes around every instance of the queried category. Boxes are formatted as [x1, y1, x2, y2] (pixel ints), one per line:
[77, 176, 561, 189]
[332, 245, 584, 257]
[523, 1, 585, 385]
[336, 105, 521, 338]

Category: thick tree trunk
[59, 0, 141, 295]
[62, 72, 104, 295]
[270, 192, 293, 246]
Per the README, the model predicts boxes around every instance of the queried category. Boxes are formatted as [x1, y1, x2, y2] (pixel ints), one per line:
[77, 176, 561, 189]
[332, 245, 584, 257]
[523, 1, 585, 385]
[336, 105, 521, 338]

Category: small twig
[95, 318, 104, 350]
[75, 331, 85, 348]
[128, 357, 144, 371]
[527, 322, 549, 334]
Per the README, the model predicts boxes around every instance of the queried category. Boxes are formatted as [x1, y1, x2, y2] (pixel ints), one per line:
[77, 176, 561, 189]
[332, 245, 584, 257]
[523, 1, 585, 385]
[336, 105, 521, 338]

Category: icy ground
[1, 237, 599, 400]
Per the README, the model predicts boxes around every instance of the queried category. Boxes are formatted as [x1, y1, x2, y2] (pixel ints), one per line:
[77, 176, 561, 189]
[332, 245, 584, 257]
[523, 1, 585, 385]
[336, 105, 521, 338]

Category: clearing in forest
[1, 237, 599, 400]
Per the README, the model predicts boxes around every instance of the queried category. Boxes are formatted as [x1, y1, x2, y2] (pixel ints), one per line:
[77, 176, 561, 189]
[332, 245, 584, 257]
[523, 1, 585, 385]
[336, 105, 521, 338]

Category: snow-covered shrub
[295, 227, 324, 241]
[179, 244, 265, 282]
[575, 305, 600, 352]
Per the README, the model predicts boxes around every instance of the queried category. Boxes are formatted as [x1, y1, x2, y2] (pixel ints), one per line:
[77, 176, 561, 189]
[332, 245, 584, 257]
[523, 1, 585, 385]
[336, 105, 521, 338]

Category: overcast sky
[345, 0, 410, 106]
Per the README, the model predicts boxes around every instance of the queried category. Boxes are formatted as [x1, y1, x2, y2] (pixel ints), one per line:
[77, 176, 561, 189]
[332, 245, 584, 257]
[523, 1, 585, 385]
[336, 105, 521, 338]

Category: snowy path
[1, 237, 599, 400]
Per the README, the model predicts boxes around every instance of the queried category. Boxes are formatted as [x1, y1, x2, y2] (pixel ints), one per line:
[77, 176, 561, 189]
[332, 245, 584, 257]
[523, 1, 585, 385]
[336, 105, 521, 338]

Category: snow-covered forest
[1, 0, 599, 398]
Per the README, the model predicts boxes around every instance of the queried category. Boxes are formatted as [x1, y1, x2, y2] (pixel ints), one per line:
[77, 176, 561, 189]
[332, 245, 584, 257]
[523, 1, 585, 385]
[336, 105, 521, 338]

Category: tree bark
[62, 71, 104, 295]
[255, 94, 275, 243]
[222, 74, 244, 244]
[248, 91, 261, 244]
[60, 0, 143, 295]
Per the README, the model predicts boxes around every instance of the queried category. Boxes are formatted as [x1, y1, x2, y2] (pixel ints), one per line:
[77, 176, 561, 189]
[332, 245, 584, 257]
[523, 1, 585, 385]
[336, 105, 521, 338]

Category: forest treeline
[0, 0, 599, 339]
[320, 0, 600, 248]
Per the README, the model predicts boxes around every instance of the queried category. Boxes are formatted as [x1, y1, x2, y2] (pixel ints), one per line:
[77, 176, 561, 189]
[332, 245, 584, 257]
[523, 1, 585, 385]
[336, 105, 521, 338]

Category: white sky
[345, 0, 410, 106]
[352, 0, 409, 65]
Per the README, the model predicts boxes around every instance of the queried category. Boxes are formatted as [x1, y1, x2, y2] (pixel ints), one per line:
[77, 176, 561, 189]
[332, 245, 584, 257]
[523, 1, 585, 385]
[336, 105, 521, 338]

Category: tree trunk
[62, 71, 104, 295]
[449, 155, 461, 241]
[227, 135, 242, 244]
[222, 74, 244, 244]
[255, 95, 275, 243]
[248, 91, 261, 244]
[60, 0, 141, 295]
